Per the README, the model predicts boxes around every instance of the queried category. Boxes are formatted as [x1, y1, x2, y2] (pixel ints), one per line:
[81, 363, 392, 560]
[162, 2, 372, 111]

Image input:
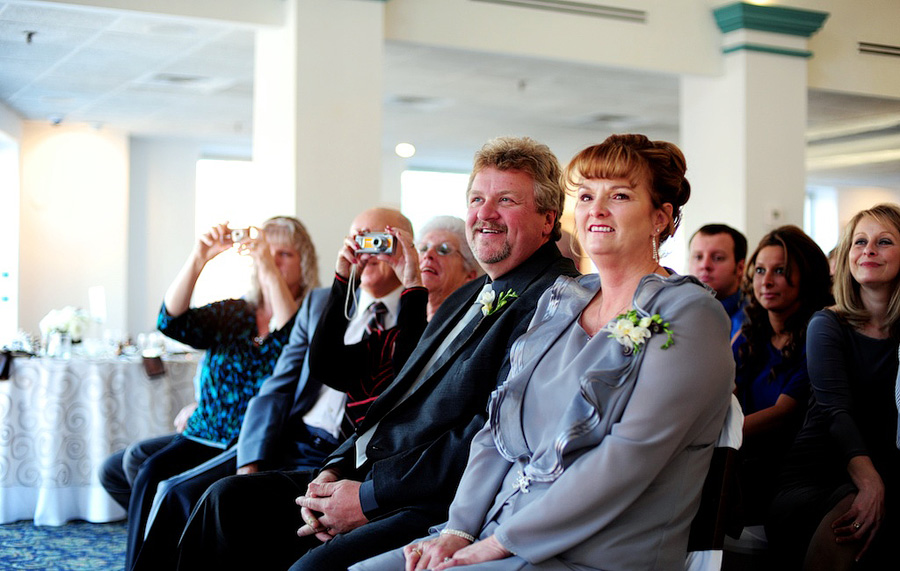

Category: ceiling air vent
[472, 0, 646, 23]
[132, 73, 236, 94]
[385, 94, 452, 111]
[858, 42, 900, 58]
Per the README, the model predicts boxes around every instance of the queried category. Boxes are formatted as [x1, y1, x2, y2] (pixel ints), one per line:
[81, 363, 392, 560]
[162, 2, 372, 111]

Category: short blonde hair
[247, 216, 319, 306]
[467, 136, 564, 241]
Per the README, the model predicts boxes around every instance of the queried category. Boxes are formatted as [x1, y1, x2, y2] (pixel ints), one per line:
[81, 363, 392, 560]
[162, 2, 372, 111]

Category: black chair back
[687, 446, 740, 553]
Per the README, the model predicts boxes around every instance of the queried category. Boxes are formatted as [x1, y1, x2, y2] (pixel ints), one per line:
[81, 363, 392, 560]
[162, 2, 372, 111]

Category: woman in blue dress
[352, 134, 736, 571]
[731, 226, 831, 525]
[124, 216, 318, 568]
[768, 204, 900, 570]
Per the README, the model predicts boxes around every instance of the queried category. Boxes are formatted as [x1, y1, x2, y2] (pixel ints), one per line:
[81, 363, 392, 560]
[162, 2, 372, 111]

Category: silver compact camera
[230, 228, 251, 243]
[355, 232, 395, 254]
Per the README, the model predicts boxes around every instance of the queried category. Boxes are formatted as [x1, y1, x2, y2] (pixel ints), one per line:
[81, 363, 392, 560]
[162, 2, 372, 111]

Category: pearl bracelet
[440, 528, 476, 543]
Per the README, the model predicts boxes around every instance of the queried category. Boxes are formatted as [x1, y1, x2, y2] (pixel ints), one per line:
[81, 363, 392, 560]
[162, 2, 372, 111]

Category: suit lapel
[420, 297, 507, 381]
[359, 278, 488, 422]
[357, 243, 572, 429]
[391, 245, 565, 403]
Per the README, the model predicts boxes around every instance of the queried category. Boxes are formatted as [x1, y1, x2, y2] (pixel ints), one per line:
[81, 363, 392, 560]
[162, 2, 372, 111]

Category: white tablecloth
[0, 355, 198, 525]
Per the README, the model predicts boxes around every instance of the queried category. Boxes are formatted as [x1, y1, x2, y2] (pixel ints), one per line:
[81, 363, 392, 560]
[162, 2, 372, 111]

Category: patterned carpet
[0, 520, 126, 570]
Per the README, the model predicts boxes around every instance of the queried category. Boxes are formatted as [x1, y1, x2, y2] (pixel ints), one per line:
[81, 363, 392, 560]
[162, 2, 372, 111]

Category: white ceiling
[2, 0, 899, 187]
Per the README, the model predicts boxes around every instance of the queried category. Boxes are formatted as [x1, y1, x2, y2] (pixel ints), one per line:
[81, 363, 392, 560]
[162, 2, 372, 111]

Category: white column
[253, 0, 385, 285]
[680, 2, 828, 247]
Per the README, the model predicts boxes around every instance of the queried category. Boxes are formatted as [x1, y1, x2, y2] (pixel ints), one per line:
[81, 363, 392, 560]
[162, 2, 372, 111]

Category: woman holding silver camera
[120, 216, 318, 570]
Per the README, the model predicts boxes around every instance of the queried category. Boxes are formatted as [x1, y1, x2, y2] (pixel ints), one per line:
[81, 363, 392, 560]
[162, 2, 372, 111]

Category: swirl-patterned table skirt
[0, 356, 198, 526]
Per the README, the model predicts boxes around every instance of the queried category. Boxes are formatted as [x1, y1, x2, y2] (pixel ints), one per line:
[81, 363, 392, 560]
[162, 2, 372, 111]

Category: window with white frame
[400, 170, 469, 234]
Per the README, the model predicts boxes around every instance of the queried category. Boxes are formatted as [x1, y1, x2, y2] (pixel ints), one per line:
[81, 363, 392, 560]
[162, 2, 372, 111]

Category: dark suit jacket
[307, 275, 428, 426]
[323, 241, 580, 520]
[236, 288, 330, 468]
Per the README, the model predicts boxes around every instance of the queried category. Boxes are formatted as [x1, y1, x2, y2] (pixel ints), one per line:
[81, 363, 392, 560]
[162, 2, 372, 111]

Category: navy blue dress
[732, 333, 810, 524]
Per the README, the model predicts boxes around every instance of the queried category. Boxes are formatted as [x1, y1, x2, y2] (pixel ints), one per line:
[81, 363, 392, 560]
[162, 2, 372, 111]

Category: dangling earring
[651, 228, 660, 263]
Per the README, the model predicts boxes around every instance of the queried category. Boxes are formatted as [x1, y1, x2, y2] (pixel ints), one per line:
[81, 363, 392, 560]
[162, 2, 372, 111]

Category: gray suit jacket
[236, 288, 330, 468]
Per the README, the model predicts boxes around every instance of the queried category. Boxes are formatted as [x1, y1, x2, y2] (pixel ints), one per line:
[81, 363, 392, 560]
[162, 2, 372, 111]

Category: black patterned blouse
[157, 299, 297, 446]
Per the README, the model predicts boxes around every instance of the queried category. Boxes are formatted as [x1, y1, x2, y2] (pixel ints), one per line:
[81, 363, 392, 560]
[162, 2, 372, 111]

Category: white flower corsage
[478, 288, 518, 317]
[39, 306, 90, 342]
[604, 309, 673, 355]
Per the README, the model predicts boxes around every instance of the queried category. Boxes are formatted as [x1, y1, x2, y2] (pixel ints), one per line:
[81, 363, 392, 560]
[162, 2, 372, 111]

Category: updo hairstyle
[563, 134, 691, 243]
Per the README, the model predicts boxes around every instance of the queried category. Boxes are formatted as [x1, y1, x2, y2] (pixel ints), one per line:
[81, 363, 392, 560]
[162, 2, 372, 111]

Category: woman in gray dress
[352, 134, 736, 571]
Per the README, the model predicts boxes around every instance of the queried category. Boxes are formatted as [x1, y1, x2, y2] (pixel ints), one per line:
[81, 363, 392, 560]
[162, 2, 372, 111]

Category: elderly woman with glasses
[417, 215, 483, 320]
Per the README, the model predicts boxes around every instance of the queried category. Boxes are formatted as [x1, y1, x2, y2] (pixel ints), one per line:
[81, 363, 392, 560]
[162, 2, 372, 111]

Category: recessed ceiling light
[395, 143, 416, 158]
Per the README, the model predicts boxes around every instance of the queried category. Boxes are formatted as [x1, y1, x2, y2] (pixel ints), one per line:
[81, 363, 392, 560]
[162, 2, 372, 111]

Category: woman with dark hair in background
[732, 225, 832, 525]
[768, 204, 900, 570]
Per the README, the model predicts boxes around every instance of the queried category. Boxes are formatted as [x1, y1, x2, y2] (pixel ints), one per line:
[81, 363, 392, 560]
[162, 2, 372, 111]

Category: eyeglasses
[416, 242, 459, 256]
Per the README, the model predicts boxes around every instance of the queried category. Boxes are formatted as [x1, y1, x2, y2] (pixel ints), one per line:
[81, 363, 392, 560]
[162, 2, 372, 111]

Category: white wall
[15, 124, 253, 339]
[386, 0, 722, 76]
[0, 121, 20, 343]
[8, 0, 900, 342]
[19, 122, 129, 336]
[40, 0, 285, 27]
[797, 0, 900, 98]
[292, 0, 385, 286]
[385, 0, 897, 99]
[837, 187, 900, 230]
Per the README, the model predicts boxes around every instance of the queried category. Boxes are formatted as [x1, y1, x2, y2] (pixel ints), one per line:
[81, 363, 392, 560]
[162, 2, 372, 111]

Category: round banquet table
[0, 354, 198, 526]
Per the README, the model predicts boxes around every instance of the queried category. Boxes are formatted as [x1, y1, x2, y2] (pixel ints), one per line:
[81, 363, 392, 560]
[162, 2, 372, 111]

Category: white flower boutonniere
[478, 288, 518, 317]
[605, 309, 673, 356]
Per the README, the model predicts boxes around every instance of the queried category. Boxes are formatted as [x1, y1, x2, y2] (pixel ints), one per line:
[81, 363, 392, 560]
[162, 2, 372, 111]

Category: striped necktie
[365, 301, 388, 336]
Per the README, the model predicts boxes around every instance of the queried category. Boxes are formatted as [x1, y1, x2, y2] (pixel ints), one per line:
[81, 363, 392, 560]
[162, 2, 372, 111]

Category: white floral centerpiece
[39, 306, 90, 343]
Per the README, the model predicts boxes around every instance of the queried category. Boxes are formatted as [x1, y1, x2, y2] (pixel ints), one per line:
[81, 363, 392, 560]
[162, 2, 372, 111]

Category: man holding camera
[175, 137, 580, 571]
[304, 207, 429, 436]
[131, 207, 426, 571]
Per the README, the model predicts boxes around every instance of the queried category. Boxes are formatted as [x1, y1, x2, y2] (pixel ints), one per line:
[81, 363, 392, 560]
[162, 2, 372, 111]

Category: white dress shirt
[302, 284, 402, 439]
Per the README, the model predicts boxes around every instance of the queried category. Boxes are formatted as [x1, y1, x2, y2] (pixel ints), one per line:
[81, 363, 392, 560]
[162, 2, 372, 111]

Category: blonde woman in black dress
[768, 204, 900, 570]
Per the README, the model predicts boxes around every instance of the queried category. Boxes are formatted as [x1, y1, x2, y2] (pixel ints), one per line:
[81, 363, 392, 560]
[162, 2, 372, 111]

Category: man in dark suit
[175, 136, 580, 571]
[131, 207, 425, 571]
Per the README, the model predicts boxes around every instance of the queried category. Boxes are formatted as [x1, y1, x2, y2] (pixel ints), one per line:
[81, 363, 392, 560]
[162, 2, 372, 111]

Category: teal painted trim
[714, 2, 828, 37]
[723, 43, 813, 58]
